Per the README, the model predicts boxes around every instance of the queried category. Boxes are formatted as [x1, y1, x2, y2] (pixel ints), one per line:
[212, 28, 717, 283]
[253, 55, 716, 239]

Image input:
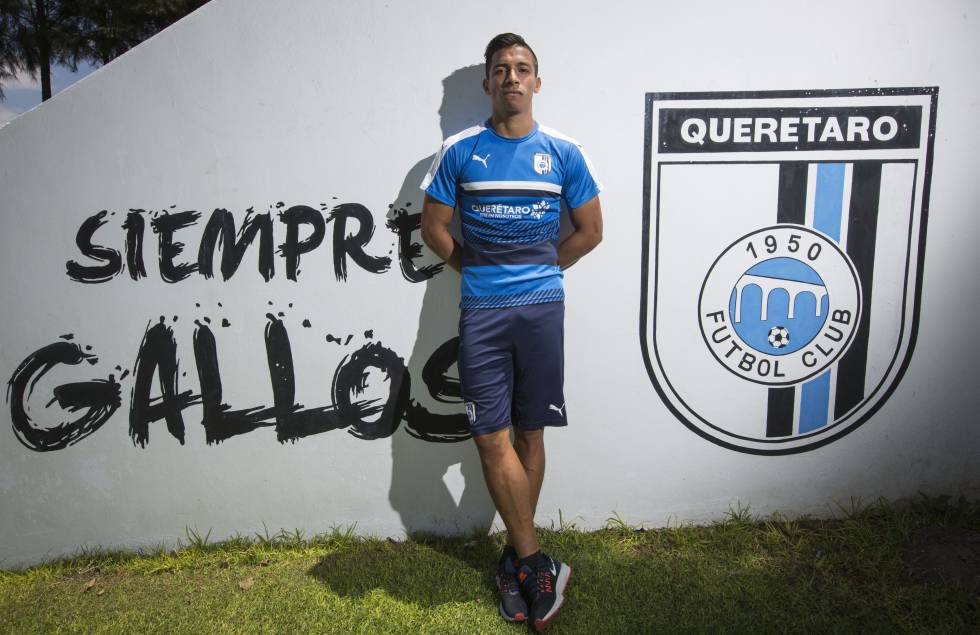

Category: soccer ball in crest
[767, 326, 790, 349]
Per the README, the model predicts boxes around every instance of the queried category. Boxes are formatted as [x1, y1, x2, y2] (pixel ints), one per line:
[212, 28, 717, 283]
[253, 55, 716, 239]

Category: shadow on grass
[307, 533, 503, 606]
[2, 496, 976, 633]
[305, 497, 980, 632]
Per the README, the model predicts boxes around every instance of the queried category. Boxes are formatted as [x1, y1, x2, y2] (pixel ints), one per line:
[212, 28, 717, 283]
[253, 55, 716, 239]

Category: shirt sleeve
[420, 141, 461, 207]
[561, 142, 603, 210]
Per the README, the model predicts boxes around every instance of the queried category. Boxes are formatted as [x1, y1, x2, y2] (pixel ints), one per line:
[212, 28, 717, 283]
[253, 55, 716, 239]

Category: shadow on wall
[387, 64, 497, 537]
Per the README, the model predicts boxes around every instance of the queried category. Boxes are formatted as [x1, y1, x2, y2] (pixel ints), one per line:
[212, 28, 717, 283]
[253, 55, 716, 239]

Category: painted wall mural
[642, 88, 938, 454]
[7, 202, 471, 453]
[2, 0, 976, 569]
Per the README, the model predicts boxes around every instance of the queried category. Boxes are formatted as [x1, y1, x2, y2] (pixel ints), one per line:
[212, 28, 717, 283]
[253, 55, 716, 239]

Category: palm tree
[0, 8, 17, 99]
[0, 0, 207, 102]
[70, 0, 207, 65]
[0, 0, 83, 101]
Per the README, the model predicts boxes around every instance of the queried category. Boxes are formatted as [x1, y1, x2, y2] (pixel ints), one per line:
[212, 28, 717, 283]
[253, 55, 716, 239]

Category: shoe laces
[518, 563, 553, 598]
[499, 558, 519, 593]
[537, 568, 553, 594]
[499, 572, 518, 593]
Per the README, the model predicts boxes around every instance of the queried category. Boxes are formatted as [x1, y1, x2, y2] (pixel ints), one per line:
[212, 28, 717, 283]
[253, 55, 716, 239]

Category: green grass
[1, 496, 978, 634]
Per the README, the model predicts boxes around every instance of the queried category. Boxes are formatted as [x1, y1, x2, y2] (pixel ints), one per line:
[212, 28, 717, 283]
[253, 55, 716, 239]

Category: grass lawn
[2, 496, 978, 634]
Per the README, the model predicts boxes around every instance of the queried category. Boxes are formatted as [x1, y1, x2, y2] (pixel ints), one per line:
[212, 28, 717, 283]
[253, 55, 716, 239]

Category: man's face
[483, 45, 540, 116]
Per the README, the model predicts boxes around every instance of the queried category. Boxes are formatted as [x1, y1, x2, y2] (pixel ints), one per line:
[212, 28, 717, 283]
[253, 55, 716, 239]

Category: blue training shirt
[420, 120, 602, 309]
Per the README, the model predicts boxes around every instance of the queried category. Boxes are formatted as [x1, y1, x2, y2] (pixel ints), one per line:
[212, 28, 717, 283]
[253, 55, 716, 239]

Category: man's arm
[420, 194, 462, 273]
[558, 195, 603, 270]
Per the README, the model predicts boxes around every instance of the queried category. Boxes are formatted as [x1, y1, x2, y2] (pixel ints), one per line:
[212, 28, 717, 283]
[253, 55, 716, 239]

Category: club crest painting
[642, 88, 937, 454]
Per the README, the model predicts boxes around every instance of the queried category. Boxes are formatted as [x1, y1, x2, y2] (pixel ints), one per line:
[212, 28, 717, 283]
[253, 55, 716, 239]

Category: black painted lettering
[130, 320, 200, 447]
[123, 210, 147, 280]
[278, 205, 325, 281]
[264, 314, 365, 442]
[198, 208, 275, 282]
[705, 310, 726, 324]
[420, 337, 461, 403]
[151, 211, 202, 283]
[66, 211, 123, 283]
[824, 325, 844, 342]
[327, 203, 392, 281]
[332, 340, 409, 440]
[711, 325, 730, 344]
[386, 210, 443, 282]
[738, 352, 756, 372]
[404, 337, 470, 442]
[7, 342, 120, 451]
[193, 322, 273, 444]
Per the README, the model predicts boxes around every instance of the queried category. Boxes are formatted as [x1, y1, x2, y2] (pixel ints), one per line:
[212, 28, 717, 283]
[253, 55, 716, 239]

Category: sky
[0, 61, 99, 125]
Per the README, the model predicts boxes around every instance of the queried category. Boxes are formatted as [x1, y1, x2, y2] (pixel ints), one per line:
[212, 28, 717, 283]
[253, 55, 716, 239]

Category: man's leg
[510, 301, 562, 524]
[473, 428, 539, 558]
[507, 303, 569, 631]
[509, 426, 570, 632]
[514, 428, 545, 515]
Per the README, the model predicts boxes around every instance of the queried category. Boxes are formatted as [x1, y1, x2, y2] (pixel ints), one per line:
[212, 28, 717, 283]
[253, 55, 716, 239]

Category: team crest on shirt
[533, 152, 552, 175]
[640, 88, 937, 454]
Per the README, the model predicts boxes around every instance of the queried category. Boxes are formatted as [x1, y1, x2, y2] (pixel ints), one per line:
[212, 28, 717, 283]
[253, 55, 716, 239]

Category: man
[420, 33, 603, 631]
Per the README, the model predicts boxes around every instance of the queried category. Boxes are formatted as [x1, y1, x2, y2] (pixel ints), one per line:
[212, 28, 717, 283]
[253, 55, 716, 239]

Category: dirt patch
[906, 525, 980, 592]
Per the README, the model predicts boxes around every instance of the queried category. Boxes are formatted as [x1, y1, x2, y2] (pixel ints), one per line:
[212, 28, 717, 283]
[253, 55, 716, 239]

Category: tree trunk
[36, 0, 52, 101]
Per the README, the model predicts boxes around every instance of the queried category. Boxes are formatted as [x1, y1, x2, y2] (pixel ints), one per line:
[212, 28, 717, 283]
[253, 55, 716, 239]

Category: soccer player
[420, 33, 603, 631]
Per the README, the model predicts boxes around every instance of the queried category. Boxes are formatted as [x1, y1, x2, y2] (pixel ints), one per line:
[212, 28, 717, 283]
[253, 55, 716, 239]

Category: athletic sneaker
[495, 546, 527, 622]
[517, 553, 572, 632]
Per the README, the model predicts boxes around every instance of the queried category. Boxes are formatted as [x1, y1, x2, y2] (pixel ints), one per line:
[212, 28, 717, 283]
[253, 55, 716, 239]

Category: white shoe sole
[534, 563, 571, 630]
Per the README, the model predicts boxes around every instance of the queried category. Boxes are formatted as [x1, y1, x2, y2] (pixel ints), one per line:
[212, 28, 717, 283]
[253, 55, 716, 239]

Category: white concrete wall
[1, 0, 978, 567]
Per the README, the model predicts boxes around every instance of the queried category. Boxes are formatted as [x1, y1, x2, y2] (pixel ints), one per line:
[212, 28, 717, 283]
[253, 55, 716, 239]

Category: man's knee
[472, 427, 512, 458]
[514, 427, 544, 452]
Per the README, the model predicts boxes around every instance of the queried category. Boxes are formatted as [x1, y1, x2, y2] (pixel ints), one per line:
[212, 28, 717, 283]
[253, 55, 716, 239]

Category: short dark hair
[484, 33, 538, 78]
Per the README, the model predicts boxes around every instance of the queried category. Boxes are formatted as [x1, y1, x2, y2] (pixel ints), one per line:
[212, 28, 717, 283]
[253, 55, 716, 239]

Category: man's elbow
[584, 226, 603, 250]
[420, 224, 433, 250]
[420, 220, 440, 251]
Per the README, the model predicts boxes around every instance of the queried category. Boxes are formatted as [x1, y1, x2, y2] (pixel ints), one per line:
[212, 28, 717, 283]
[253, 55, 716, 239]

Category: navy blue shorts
[458, 301, 567, 437]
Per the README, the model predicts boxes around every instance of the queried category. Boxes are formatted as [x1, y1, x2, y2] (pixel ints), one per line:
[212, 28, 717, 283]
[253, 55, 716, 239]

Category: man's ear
[534, 77, 542, 94]
[482, 77, 490, 95]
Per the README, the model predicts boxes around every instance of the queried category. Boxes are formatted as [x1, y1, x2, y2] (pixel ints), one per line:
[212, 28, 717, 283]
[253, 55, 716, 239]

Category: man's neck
[489, 111, 535, 138]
